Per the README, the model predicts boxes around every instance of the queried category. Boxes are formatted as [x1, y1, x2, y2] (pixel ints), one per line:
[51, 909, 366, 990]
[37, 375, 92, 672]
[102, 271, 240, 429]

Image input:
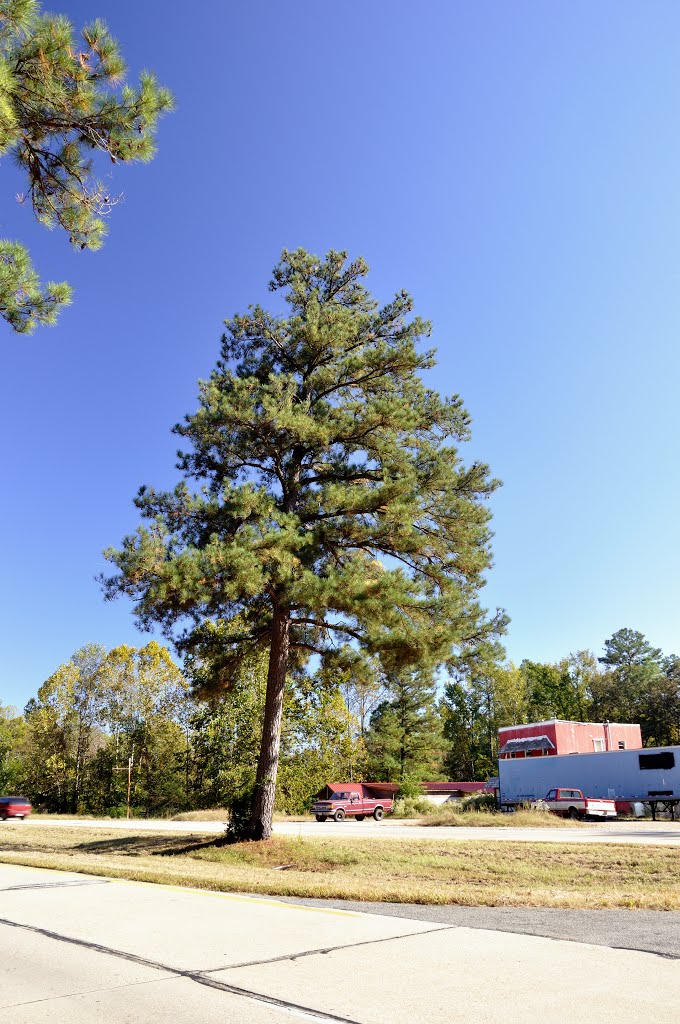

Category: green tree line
[442, 628, 680, 780]
[1, 639, 365, 815]
[2, 626, 678, 813]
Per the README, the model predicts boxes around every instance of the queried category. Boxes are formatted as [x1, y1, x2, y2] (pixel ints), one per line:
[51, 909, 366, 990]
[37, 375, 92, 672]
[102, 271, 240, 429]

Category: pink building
[498, 719, 642, 759]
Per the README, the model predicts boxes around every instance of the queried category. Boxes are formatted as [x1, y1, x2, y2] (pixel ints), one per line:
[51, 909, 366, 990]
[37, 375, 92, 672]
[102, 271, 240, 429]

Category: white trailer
[498, 745, 680, 819]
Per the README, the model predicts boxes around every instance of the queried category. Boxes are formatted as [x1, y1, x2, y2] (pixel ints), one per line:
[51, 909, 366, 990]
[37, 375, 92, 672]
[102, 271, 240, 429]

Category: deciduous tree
[0, 703, 25, 791]
[22, 643, 106, 810]
[441, 656, 525, 780]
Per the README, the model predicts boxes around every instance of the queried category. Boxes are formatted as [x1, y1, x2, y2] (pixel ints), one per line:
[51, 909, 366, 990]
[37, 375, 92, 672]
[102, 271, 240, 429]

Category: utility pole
[113, 751, 134, 819]
[126, 754, 133, 819]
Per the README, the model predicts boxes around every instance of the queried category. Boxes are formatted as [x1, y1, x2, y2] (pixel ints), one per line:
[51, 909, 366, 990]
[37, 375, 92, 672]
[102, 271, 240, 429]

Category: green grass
[0, 823, 678, 909]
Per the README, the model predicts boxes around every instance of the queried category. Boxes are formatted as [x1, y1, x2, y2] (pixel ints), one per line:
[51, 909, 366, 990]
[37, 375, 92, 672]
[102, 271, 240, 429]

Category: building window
[618, 741, 626, 750]
[593, 738, 605, 752]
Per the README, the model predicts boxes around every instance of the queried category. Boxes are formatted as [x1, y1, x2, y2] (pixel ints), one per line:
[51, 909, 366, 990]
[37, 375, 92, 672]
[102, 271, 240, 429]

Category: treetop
[104, 248, 505, 686]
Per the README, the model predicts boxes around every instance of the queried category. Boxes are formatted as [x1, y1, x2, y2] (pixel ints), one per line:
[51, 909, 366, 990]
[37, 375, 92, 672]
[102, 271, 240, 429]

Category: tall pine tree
[103, 249, 504, 840]
[365, 668, 446, 783]
[0, 0, 172, 332]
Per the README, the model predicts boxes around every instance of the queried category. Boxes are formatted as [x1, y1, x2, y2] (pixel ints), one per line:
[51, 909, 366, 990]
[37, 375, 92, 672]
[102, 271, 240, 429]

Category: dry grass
[30, 813, 101, 821]
[171, 809, 230, 822]
[423, 808, 583, 828]
[30, 808, 579, 827]
[0, 823, 678, 909]
[171, 809, 310, 822]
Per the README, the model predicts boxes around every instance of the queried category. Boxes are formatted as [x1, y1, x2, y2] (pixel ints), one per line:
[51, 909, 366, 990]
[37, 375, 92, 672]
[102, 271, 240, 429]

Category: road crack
[0, 916, 366, 1022]
[201, 924, 455, 973]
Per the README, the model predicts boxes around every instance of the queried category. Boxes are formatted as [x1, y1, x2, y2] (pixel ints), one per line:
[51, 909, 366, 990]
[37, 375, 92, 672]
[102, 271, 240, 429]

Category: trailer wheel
[373, 807, 384, 821]
[567, 806, 581, 820]
[355, 815, 365, 821]
[315, 815, 327, 822]
[333, 809, 346, 822]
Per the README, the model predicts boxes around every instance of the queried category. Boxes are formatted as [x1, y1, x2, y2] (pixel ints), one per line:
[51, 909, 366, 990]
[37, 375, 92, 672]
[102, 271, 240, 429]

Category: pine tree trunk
[247, 606, 290, 840]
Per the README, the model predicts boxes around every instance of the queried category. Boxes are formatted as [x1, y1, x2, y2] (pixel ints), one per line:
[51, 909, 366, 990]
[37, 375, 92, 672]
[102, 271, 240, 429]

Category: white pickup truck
[539, 788, 617, 820]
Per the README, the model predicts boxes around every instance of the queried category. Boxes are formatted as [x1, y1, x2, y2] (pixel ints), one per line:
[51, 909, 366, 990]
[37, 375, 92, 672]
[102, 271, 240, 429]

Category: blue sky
[2, 2, 679, 709]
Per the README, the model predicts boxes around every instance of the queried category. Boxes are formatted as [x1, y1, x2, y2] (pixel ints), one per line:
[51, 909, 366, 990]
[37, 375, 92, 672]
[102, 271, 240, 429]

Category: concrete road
[0, 862, 678, 1023]
[22, 815, 680, 846]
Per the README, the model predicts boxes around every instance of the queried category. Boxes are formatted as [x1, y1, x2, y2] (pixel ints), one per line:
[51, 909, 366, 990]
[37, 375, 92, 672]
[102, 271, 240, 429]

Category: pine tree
[594, 628, 664, 729]
[103, 248, 504, 840]
[0, 0, 172, 333]
[364, 668, 446, 783]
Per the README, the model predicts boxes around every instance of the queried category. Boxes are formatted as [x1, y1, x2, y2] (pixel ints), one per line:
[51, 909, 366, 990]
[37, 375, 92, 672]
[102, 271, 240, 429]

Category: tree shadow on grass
[73, 834, 218, 857]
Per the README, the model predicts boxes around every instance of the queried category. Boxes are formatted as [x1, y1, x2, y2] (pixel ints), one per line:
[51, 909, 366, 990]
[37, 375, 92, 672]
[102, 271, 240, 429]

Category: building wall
[553, 721, 642, 754]
[498, 720, 642, 758]
[606, 723, 643, 750]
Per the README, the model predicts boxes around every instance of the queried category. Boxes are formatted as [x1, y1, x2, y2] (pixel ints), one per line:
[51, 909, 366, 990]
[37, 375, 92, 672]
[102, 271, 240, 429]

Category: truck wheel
[333, 809, 346, 822]
[373, 807, 384, 821]
[315, 815, 327, 822]
[568, 807, 581, 820]
[354, 815, 365, 821]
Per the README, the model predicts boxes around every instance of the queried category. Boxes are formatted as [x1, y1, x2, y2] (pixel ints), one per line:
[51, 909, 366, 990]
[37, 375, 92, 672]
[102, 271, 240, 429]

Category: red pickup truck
[312, 790, 393, 822]
[538, 788, 617, 820]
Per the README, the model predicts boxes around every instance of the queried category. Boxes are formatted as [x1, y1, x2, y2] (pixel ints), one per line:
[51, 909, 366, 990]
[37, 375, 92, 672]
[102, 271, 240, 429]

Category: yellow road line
[0, 858, 360, 918]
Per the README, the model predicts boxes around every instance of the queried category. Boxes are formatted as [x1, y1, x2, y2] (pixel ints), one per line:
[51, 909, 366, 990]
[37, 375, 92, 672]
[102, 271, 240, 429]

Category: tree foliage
[0, 703, 25, 791]
[18, 641, 187, 813]
[592, 628, 678, 745]
[364, 667, 446, 784]
[442, 656, 525, 780]
[0, 0, 172, 333]
[103, 248, 504, 838]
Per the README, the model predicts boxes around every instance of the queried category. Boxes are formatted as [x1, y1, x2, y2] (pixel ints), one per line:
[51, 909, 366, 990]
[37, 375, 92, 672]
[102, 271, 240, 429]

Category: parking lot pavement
[0, 863, 678, 1023]
[21, 816, 680, 845]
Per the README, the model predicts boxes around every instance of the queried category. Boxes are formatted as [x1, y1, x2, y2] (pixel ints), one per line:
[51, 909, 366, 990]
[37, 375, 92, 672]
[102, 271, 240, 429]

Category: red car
[0, 796, 32, 820]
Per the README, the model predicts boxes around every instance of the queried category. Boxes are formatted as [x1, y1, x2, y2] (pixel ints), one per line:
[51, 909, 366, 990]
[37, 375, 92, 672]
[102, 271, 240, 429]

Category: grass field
[0, 823, 678, 909]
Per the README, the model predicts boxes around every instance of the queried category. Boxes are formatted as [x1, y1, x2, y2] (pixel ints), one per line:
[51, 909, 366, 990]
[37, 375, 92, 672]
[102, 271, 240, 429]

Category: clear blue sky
[2, 2, 679, 710]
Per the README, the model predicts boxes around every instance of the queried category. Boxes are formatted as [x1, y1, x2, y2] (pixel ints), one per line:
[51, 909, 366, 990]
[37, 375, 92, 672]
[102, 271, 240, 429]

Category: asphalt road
[22, 815, 680, 846]
[0, 862, 677, 1023]
[278, 898, 680, 959]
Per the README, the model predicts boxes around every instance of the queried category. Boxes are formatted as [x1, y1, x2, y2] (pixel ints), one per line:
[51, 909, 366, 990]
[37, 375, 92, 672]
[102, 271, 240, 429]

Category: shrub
[391, 797, 438, 818]
[396, 778, 427, 800]
[460, 793, 496, 812]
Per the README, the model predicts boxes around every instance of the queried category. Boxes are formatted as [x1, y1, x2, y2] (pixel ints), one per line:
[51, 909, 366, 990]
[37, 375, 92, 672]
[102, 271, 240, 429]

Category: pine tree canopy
[0, 0, 172, 333]
[365, 667, 446, 783]
[103, 247, 504, 838]
[599, 628, 663, 668]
